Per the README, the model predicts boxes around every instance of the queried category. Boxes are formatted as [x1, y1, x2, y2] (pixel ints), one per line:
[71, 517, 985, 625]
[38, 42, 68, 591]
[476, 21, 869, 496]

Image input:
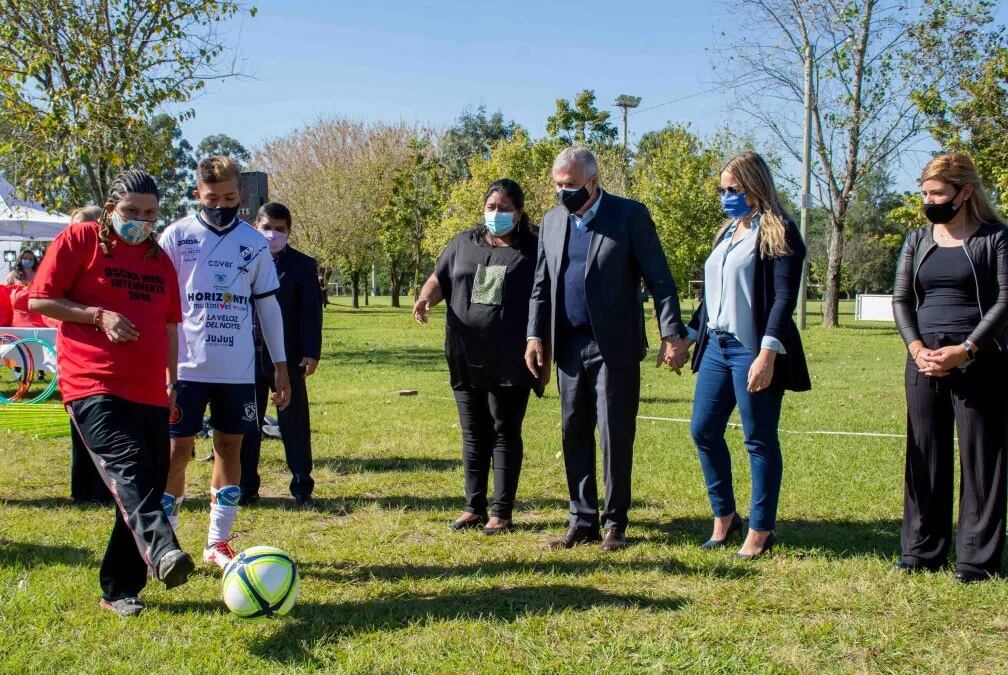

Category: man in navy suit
[239, 202, 323, 508]
[526, 147, 690, 551]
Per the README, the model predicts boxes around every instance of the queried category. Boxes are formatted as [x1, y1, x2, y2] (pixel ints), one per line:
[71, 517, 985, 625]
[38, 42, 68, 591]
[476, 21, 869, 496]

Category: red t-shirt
[10, 284, 50, 327]
[31, 221, 182, 407]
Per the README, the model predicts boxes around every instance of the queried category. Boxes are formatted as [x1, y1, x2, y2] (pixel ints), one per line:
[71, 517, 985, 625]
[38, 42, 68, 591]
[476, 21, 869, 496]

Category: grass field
[2, 297, 1007, 673]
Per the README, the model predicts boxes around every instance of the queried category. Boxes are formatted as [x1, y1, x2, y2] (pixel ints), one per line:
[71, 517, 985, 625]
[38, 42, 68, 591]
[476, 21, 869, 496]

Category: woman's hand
[100, 310, 139, 343]
[920, 345, 967, 375]
[413, 296, 432, 324]
[747, 349, 776, 393]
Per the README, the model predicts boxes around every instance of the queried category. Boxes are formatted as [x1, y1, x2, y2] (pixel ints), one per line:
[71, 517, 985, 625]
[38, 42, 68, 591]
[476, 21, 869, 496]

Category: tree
[546, 90, 618, 147]
[918, 46, 1008, 210]
[714, 0, 1000, 326]
[378, 136, 446, 307]
[0, 1, 254, 209]
[142, 114, 196, 225]
[439, 106, 522, 183]
[195, 133, 250, 167]
[632, 124, 725, 287]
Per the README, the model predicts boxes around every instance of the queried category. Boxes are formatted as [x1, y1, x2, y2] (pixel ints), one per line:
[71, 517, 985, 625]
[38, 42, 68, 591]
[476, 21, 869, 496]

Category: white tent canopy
[0, 178, 69, 241]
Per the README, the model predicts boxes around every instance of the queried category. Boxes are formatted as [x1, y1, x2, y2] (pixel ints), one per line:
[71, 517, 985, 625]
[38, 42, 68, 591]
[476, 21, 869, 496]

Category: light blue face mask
[484, 211, 516, 236]
[111, 211, 156, 245]
[720, 191, 752, 218]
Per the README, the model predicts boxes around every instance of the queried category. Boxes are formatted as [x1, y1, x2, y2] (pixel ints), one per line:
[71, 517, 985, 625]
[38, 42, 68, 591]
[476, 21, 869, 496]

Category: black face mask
[557, 179, 595, 213]
[202, 204, 240, 228]
[923, 188, 962, 225]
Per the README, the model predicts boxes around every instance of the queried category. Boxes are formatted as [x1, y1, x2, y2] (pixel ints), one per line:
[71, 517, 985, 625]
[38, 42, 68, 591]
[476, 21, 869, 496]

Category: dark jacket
[527, 190, 686, 367]
[689, 218, 811, 392]
[259, 245, 323, 372]
[892, 222, 1008, 351]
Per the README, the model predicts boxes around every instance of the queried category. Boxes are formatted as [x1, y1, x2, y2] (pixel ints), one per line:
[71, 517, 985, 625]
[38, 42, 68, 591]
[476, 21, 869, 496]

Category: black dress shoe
[893, 559, 942, 574]
[548, 526, 602, 549]
[483, 520, 512, 536]
[701, 513, 744, 550]
[450, 514, 486, 531]
[736, 531, 775, 560]
[600, 529, 628, 552]
[955, 569, 991, 584]
[292, 496, 315, 510]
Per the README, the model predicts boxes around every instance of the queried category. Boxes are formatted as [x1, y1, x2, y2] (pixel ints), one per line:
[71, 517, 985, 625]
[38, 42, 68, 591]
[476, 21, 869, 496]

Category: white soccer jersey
[160, 214, 279, 384]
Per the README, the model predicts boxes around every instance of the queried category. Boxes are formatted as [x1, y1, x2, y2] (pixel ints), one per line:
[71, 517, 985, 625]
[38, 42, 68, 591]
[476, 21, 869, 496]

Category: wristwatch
[961, 341, 976, 361]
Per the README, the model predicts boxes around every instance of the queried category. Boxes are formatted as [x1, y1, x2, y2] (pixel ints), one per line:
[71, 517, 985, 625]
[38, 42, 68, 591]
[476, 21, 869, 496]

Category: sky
[175, 0, 1008, 192]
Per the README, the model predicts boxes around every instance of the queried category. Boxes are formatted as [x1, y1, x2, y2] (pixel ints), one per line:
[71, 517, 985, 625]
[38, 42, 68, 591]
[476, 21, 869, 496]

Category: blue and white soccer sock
[208, 485, 241, 546]
[161, 493, 183, 531]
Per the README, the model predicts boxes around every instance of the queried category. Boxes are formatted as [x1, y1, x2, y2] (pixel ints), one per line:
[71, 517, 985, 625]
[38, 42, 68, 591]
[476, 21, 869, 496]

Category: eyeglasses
[716, 186, 742, 196]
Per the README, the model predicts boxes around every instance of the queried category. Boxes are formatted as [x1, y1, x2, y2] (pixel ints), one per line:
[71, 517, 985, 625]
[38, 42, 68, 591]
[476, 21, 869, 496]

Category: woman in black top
[892, 153, 1008, 584]
[414, 179, 541, 535]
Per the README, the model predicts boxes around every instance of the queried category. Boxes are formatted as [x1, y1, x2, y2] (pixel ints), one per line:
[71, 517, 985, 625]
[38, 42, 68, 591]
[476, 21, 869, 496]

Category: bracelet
[92, 307, 104, 328]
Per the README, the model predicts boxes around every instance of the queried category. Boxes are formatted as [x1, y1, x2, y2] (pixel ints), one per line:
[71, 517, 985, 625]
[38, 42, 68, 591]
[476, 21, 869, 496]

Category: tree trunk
[389, 259, 401, 308]
[413, 239, 422, 301]
[350, 271, 361, 309]
[822, 218, 845, 327]
[364, 279, 369, 306]
[320, 267, 331, 307]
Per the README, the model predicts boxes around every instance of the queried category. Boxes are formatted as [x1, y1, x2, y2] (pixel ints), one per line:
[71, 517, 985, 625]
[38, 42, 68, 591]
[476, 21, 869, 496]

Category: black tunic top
[434, 226, 539, 392]
[916, 246, 982, 334]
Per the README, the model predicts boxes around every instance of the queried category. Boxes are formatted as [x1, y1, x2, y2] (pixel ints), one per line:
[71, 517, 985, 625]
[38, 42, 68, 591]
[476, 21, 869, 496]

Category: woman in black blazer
[891, 153, 1008, 584]
[686, 152, 810, 559]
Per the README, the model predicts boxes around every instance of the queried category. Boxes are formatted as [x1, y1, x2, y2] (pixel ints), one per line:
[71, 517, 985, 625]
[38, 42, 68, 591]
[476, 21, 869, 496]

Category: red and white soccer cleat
[202, 539, 237, 570]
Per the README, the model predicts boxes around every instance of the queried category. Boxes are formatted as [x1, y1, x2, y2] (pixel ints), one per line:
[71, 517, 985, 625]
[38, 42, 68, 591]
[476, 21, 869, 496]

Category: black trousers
[903, 332, 1008, 574]
[67, 395, 180, 600]
[240, 365, 314, 500]
[70, 421, 111, 503]
[556, 331, 640, 531]
[453, 384, 531, 519]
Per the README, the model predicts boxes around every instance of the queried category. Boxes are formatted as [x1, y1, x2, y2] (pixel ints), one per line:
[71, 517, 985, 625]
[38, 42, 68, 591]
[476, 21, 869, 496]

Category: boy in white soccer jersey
[160, 156, 291, 569]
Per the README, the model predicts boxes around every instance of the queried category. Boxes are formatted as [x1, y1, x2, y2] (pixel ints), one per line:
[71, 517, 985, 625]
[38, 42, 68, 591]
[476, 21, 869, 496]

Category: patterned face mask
[111, 211, 156, 245]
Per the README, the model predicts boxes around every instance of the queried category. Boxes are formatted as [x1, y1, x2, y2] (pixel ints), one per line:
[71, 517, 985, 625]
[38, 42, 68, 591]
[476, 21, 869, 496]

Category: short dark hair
[257, 202, 292, 228]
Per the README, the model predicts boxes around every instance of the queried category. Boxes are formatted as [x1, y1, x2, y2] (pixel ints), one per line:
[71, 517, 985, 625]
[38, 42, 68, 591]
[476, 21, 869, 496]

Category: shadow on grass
[643, 516, 902, 558]
[313, 456, 462, 474]
[320, 344, 446, 370]
[230, 494, 571, 515]
[244, 586, 687, 665]
[0, 539, 98, 566]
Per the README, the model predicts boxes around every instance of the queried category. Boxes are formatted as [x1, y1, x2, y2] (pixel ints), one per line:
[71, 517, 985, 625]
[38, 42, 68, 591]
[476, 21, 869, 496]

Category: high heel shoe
[700, 513, 744, 550]
[736, 531, 775, 560]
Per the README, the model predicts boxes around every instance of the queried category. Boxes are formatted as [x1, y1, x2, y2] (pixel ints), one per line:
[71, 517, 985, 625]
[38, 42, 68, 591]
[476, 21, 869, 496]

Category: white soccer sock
[208, 503, 237, 546]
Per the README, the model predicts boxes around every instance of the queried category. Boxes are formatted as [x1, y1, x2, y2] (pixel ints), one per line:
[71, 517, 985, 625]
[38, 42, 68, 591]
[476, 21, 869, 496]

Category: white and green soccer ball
[222, 546, 300, 619]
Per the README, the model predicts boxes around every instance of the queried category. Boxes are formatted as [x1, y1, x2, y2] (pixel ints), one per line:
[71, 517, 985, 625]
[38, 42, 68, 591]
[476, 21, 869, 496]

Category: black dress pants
[240, 365, 314, 500]
[70, 421, 111, 503]
[556, 331, 640, 532]
[67, 395, 180, 600]
[903, 333, 1008, 574]
[453, 384, 531, 519]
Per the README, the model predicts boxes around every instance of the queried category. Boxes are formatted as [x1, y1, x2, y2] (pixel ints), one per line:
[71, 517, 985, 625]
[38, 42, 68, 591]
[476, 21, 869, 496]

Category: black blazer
[259, 245, 323, 371]
[689, 219, 811, 392]
[892, 222, 1008, 351]
[527, 190, 686, 368]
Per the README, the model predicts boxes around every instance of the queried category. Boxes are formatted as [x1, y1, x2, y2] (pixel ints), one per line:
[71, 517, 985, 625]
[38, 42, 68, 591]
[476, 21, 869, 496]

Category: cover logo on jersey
[240, 245, 253, 263]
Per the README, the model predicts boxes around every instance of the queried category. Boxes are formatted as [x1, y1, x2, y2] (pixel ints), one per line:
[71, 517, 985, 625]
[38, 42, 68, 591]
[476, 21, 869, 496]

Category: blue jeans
[690, 332, 785, 531]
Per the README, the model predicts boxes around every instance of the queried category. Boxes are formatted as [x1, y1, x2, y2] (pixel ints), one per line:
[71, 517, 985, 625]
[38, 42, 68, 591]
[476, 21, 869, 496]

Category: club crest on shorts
[242, 402, 257, 422]
[240, 245, 253, 263]
[170, 405, 183, 425]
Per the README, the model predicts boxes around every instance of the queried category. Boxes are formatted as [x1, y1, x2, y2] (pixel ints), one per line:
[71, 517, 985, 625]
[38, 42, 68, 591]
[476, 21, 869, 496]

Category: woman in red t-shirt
[29, 170, 194, 617]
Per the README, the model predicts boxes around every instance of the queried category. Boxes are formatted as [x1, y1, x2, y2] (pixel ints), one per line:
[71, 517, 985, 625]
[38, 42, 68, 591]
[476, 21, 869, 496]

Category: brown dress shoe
[548, 525, 602, 549]
[600, 529, 628, 552]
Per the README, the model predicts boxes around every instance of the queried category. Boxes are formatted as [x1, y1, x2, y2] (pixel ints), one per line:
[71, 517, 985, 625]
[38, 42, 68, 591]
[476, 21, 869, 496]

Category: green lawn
[2, 298, 1006, 673]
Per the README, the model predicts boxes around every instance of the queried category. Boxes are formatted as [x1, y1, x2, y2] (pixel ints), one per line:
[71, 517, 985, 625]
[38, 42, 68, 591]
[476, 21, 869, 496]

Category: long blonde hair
[717, 152, 794, 257]
[919, 153, 1005, 228]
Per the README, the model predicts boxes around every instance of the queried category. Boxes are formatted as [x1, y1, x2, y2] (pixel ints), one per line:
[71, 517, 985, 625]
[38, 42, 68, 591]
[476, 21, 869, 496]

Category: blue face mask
[720, 191, 752, 218]
[20, 259, 35, 271]
[484, 211, 516, 237]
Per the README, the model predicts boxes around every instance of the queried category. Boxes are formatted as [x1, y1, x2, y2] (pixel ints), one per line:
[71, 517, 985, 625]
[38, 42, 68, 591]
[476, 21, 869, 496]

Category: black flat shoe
[483, 521, 512, 536]
[701, 513, 744, 550]
[955, 569, 991, 584]
[450, 515, 486, 531]
[736, 531, 775, 560]
[893, 559, 942, 574]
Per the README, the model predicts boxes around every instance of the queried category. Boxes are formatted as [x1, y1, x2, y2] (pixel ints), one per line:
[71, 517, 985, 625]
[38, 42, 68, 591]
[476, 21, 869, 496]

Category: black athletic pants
[70, 421, 111, 503]
[240, 365, 314, 500]
[902, 332, 1008, 575]
[67, 395, 180, 600]
[453, 384, 531, 520]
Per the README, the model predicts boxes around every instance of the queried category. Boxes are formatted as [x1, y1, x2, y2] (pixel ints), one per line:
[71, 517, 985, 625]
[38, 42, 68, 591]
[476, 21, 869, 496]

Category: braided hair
[98, 169, 162, 258]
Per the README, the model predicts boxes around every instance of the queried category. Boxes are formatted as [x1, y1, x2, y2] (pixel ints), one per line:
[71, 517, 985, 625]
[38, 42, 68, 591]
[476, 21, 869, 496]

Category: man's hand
[273, 362, 292, 410]
[299, 357, 318, 377]
[525, 339, 544, 379]
[167, 384, 177, 409]
[657, 337, 691, 374]
[413, 296, 432, 324]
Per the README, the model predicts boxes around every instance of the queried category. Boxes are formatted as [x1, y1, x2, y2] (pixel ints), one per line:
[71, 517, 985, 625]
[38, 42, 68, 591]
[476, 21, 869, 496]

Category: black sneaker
[237, 492, 260, 507]
[292, 496, 315, 510]
[100, 596, 145, 617]
[156, 549, 195, 590]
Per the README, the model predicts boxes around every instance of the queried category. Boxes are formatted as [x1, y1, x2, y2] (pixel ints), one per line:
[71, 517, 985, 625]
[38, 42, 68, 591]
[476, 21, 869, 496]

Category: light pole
[614, 95, 641, 156]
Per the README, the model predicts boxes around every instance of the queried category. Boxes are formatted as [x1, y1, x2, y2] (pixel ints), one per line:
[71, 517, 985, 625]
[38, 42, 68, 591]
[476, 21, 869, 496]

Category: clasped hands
[657, 336, 692, 374]
[914, 344, 969, 378]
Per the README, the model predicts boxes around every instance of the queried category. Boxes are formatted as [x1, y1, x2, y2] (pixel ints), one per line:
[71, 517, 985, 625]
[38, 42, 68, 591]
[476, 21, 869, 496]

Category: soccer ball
[222, 546, 300, 619]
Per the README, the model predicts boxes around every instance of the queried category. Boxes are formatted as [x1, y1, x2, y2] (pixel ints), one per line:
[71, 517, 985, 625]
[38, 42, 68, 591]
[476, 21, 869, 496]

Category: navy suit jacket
[527, 190, 686, 367]
[259, 245, 323, 372]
